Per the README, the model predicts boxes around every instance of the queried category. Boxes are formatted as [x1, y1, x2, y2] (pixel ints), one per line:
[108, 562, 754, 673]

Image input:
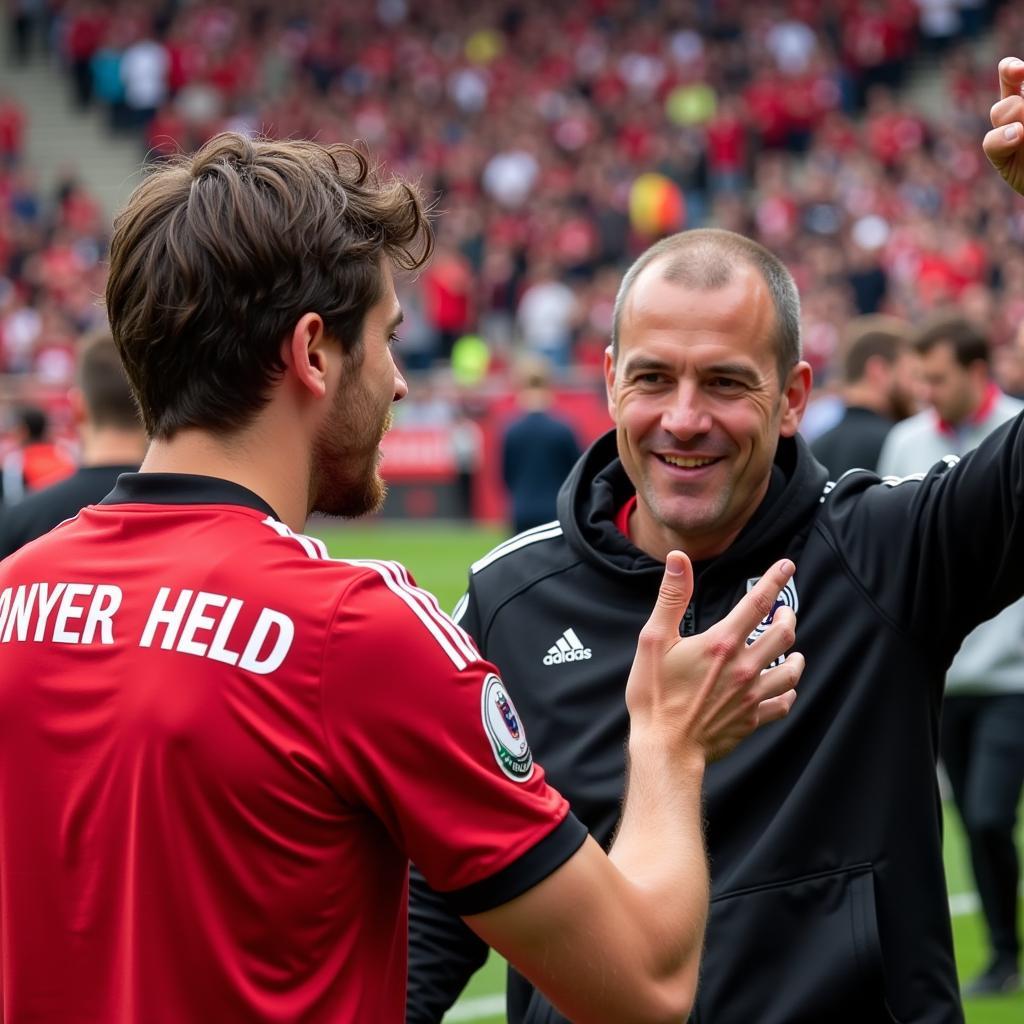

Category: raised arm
[462, 554, 802, 1023]
[983, 57, 1024, 196]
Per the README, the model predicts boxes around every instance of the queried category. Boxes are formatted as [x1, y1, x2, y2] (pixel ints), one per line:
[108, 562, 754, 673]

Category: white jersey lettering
[207, 597, 244, 666]
[33, 583, 67, 641]
[139, 587, 194, 650]
[3, 584, 39, 643]
[238, 608, 294, 675]
[81, 586, 122, 645]
[53, 584, 96, 644]
[0, 582, 123, 646]
[177, 591, 227, 657]
[139, 587, 293, 674]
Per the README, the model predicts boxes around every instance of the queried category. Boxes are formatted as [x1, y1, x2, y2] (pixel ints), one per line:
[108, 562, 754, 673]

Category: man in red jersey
[0, 133, 803, 1024]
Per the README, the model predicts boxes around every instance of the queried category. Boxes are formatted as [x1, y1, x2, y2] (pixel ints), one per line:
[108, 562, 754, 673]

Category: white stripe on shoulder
[879, 472, 926, 488]
[472, 523, 563, 574]
[819, 468, 875, 503]
[474, 520, 560, 561]
[375, 558, 479, 662]
[452, 593, 469, 624]
[344, 558, 474, 670]
[260, 517, 327, 559]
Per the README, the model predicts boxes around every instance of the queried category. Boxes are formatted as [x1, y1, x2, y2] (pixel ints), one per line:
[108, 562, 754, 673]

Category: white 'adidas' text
[543, 627, 592, 666]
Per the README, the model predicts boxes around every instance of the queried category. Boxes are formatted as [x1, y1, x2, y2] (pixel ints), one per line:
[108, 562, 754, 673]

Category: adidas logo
[543, 628, 592, 666]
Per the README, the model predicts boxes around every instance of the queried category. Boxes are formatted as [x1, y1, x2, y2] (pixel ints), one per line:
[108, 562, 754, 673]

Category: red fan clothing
[0, 473, 584, 1023]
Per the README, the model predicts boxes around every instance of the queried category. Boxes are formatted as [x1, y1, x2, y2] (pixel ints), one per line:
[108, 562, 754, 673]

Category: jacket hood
[557, 428, 830, 582]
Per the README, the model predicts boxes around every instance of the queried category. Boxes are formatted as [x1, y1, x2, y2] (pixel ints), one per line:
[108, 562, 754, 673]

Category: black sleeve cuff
[442, 812, 589, 917]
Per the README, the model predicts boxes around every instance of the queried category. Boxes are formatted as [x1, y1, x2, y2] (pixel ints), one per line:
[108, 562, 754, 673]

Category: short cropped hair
[77, 332, 141, 431]
[610, 228, 801, 382]
[105, 133, 433, 439]
[912, 314, 990, 369]
[841, 316, 911, 384]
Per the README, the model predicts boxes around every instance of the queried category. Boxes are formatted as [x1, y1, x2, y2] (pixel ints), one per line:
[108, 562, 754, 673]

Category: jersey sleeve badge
[481, 673, 534, 782]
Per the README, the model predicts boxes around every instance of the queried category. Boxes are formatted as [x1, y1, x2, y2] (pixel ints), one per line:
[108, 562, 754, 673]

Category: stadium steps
[0, 26, 142, 220]
[901, 31, 999, 122]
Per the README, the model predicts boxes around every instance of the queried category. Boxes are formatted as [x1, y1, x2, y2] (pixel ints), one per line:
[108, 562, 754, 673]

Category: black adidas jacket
[407, 418, 1024, 1024]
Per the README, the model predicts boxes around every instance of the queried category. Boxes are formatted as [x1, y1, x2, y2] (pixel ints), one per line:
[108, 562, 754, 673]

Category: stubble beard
[310, 383, 393, 519]
[641, 479, 731, 545]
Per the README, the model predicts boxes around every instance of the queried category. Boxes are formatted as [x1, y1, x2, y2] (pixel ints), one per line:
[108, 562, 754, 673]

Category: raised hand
[626, 551, 803, 762]
[983, 57, 1024, 196]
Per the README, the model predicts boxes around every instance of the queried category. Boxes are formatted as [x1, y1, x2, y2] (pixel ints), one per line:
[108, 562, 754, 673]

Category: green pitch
[313, 520, 1024, 1023]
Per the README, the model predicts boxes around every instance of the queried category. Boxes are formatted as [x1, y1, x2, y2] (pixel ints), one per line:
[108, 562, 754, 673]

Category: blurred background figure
[879, 315, 1024, 998]
[995, 319, 1024, 399]
[810, 315, 920, 476]
[0, 404, 74, 506]
[0, 332, 144, 558]
[501, 355, 580, 535]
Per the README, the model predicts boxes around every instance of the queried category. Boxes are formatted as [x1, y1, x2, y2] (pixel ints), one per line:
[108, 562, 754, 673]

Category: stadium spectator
[0, 404, 74, 505]
[810, 314, 919, 475]
[0, 133, 803, 1024]
[7, 0, 46, 64]
[406, 71, 1024, 1021]
[995, 318, 1024, 399]
[0, 93, 26, 169]
[516, 261, 579, 371]
[878, 314, 1024, 997]
[119, 25, 170, 135]
[501, 355, 581, 534]
[0, 332, 144, 559]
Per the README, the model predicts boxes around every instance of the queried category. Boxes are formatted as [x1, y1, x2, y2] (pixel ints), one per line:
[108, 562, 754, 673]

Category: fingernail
[780, 559, 794, 576]
[1005, 123, 1022, 141]
[666, 551, 685, 575]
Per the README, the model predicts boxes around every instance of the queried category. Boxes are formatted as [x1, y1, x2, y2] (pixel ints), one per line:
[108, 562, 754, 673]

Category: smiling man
[407, 120, 1024, 1022]
[608, 243, 809, 563]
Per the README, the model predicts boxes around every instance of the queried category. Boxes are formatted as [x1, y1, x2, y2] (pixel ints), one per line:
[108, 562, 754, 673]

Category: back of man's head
[610, 228, 802, 383]
[16, 406, 48, 444]
[840, 316, 910, 385]
[512, 355, 556, 412]
[105, 132, 433, 441]
[77, 332, 142, 432]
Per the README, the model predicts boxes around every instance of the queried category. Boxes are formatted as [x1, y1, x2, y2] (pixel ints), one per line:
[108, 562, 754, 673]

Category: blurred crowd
[1, 0, 1024, 436]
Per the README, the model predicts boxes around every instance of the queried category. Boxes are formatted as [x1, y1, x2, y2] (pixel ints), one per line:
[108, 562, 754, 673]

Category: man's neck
[80, 427, 147, 469]
[140, 425, 311, 531]
[940, 381, 1000, 432]
[841, 381, 887, 416]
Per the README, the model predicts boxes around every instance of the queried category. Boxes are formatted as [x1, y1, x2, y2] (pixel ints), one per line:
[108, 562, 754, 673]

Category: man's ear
[284, 313, 329, 399]
[968, 358, 990, 391]
[863, 353, 889, 388]
[603, 345, 618, 423]
[779, 361, 813, 438]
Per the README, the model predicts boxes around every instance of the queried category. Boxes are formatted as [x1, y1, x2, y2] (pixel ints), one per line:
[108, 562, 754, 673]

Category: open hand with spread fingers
[983, 57, 1024, 196]
[626, 551, 803, 763]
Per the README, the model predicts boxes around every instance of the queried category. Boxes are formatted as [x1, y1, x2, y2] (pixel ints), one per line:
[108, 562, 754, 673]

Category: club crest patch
[744, 575, 798, 666]
[481, 673, 534, 782]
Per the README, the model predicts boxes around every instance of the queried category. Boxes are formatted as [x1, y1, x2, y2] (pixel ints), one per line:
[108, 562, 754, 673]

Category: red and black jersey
[0, 473, 584, 1023]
